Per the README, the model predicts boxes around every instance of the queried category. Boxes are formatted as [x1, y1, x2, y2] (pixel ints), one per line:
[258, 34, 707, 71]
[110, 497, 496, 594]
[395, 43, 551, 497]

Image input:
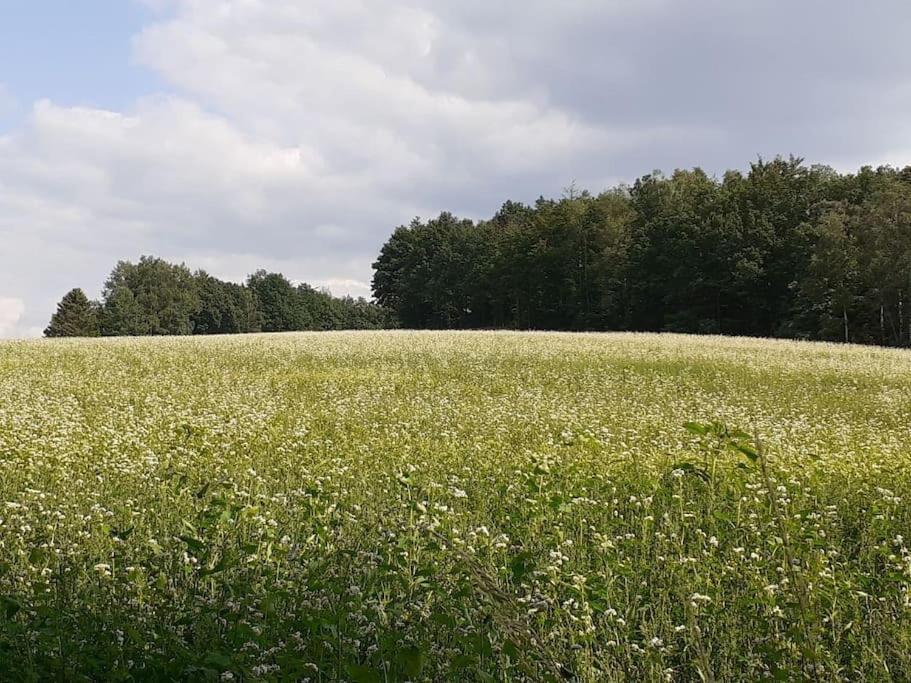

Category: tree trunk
[843, 306, 849, 344]
[880, 304, 885, 345]
[716, 291, 722, 334]
[899, 290, 904, 346]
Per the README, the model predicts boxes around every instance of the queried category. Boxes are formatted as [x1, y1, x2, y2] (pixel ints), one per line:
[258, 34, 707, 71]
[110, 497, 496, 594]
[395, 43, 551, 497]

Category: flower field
[1, 331, 910, 681]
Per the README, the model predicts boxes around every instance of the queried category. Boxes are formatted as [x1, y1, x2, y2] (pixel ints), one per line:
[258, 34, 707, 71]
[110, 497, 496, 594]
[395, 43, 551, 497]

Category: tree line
[372, 157, 911, 346]
[45, 257, 393, 337]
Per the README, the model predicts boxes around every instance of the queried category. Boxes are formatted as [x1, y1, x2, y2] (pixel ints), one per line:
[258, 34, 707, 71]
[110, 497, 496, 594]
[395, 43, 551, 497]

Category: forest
[373, 157, 911, 346]
[46, 157, 911, 346]
[44, 258, 392, 337]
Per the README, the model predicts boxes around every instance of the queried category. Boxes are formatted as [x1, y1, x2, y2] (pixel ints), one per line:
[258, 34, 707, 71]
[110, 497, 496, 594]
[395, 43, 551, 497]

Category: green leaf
[203, 652, 233, 669]
[452, 654, 476, 670]
[178, 535, 206, 553]
[734, 444, 759, 462]
[684, 421, 708, 435]
[668, 462, 710, 482]
[110, 526, 134, 541]
[559, 663, 578, 680]
[261, 594, 281, 615]
[399, 645, 425, 677]
[199, 555, 236, 577]
[1, 596, 22, 619]
[346, 664, 382, 683]
[432, 612, 456, 628]
[510, 552, 534, 583]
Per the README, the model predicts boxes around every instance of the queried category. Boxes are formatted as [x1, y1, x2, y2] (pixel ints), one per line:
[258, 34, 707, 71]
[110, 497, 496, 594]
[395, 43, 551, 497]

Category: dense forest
[44, 257, 392, 337]
[373, 157, 911, 346]
[45, 158, 911, 346]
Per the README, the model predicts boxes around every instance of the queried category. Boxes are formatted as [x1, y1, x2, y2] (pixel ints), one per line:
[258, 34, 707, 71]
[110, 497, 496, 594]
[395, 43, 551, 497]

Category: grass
[0, 331, 910, 681]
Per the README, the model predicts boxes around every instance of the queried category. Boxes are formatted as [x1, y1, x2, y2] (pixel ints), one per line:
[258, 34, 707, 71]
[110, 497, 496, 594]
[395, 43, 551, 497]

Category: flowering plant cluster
[0, 331, 909, 680]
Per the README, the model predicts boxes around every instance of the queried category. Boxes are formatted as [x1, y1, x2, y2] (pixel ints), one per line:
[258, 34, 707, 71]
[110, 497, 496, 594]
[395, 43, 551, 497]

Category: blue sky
[1, 0, 910, 338]
[0, 1, 159, 127]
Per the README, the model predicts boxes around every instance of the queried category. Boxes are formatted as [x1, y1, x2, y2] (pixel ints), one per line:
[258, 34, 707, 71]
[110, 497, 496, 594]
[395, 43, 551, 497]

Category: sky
[1, 0, 911, 338]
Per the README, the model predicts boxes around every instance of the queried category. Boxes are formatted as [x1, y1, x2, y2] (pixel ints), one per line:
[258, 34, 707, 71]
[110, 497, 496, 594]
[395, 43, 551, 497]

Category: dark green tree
[797, 203, 861, 342]
[101, 257, 200, 335]
[247, 270, 313, 332]
[44, 288, 100, 337]
[55, 258, 390, 338]
[192, 272, 260, 334]
[856, 181, 911, 345]
[370, 157, 911, 347]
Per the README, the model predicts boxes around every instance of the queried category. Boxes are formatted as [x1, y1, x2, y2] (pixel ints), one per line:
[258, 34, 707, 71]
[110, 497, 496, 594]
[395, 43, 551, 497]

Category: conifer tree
[44, 288, 100, 337]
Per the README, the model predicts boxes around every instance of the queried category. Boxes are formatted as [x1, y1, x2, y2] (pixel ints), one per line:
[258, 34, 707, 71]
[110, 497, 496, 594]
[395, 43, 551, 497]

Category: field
[1, 331, 910, 681]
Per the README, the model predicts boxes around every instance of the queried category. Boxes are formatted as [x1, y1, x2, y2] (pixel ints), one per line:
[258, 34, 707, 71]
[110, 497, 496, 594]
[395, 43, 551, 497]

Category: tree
[54, 257, 390, 338]
[100, 284, 142, 336]
[247, 270, 313, 332]
[372, 213, 491, 329]
[372, 218, 441, 328]
[100, 257, 200, 335]
[627, 169, 731, 333]
[44, 289, 100, 337]
[733, 157, 828, 336]
[856, 180, 911, 346]
[369, 157, 911, 346]
[192, 272, 260, 334]
[797, 204, 861, 342]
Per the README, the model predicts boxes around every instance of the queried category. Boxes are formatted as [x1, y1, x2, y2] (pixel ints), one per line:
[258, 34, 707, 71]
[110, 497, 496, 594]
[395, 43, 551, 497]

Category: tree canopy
[46, 258, 393, 337]
[44, 157, 911, 347]
[44, 288, 100, 338]
[373, 158, 911, 346]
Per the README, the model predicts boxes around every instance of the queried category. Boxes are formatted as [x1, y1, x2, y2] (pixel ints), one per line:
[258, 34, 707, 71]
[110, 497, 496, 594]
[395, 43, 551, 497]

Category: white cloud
[0, 298, 26, 338]
[3, 0, 638, 334]
[311, 278, 373, 299]
[1, 0, 911, 334]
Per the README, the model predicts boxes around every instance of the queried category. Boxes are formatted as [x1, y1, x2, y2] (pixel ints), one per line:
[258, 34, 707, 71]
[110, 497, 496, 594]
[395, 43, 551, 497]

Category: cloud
[132, 0, 911, 174]
[311, 278, 372, 299]
[0, 298, 25, 338]
[2, 0, 911, 336]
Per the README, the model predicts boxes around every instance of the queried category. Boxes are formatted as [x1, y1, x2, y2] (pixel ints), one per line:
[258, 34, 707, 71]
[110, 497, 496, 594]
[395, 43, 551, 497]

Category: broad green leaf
[346, 664, 382, 683]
